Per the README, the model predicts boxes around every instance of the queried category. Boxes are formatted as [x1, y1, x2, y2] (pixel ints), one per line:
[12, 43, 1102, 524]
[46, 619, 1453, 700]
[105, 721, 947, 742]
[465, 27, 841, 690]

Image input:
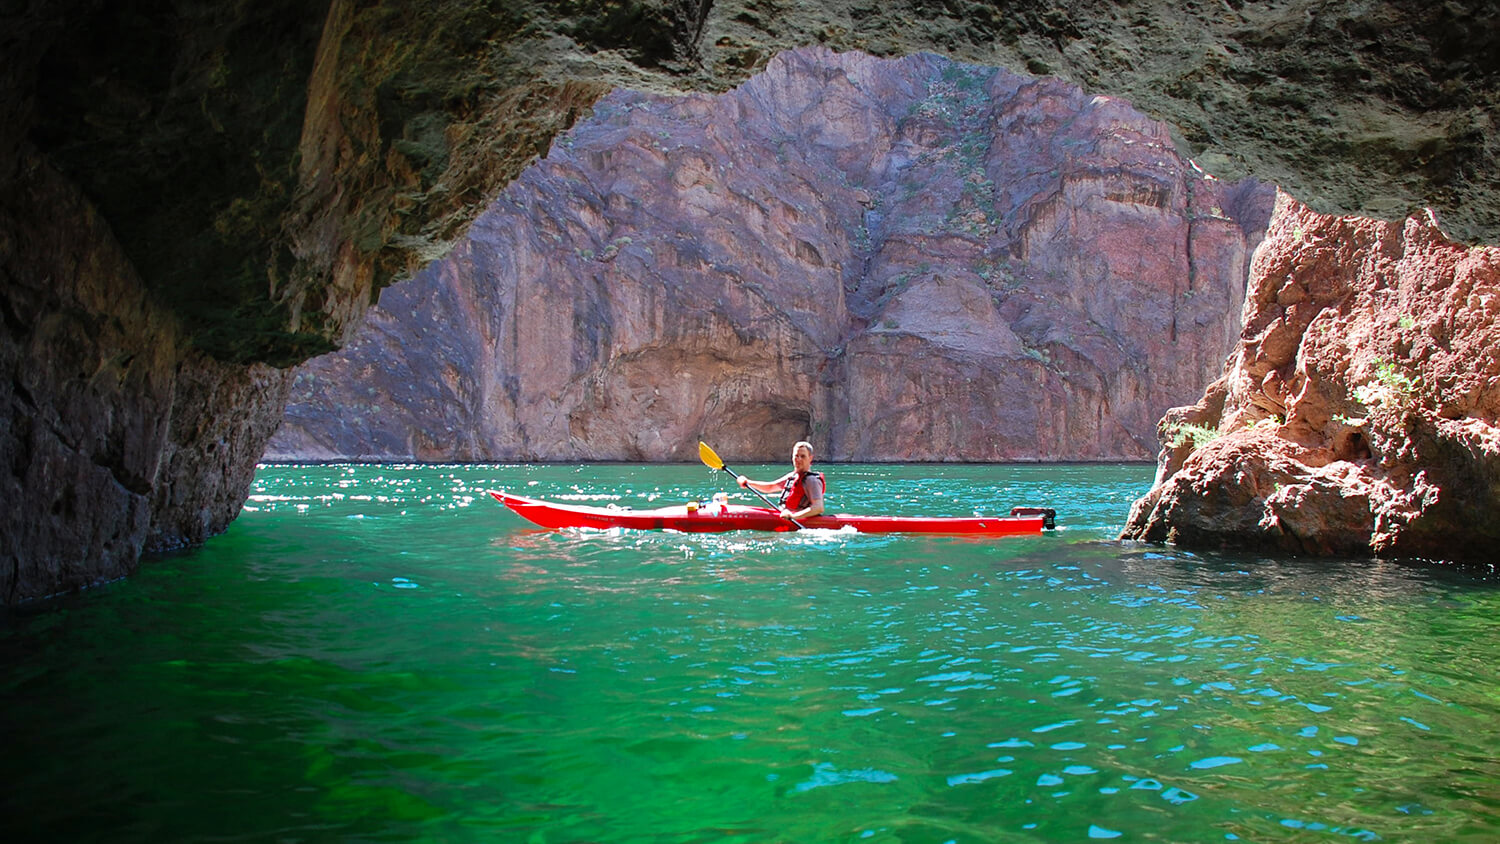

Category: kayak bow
[491, 491, 1055, 536]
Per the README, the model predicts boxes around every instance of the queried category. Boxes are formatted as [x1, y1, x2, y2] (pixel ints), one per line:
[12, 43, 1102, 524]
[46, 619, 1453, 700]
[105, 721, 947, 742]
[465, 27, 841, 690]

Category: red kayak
[491, 490, 1055, 536]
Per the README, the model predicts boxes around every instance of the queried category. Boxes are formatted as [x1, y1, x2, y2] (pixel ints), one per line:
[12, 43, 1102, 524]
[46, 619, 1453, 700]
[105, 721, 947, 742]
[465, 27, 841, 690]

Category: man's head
[792, 441, 814, 471]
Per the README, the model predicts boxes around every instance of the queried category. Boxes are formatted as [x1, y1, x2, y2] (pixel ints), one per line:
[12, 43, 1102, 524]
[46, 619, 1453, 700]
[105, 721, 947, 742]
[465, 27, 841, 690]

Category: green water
[3, 463, 1500, 843]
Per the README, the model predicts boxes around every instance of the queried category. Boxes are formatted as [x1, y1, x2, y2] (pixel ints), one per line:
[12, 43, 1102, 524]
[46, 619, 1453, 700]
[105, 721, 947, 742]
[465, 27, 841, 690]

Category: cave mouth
[264, 47, 1276, 466]
[6, 1, 1497, 604]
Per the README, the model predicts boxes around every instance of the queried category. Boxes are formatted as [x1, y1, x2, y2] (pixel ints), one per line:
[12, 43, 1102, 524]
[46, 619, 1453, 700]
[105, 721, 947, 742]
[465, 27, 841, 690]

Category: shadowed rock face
[267, 49, 1272, 463]
[1122, 193, 1500, 561]
[3, 0, 1498, 601]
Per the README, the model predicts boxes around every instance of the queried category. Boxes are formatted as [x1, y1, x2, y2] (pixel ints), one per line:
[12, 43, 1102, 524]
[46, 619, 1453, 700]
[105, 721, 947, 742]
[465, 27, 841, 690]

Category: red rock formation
[1123, 192, 1500, 561]
[268, 49, 1273, 463]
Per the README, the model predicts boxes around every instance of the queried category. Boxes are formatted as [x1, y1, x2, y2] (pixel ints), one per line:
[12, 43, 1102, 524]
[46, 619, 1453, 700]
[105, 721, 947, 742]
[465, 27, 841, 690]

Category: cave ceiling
[5, 0, 1497, 367]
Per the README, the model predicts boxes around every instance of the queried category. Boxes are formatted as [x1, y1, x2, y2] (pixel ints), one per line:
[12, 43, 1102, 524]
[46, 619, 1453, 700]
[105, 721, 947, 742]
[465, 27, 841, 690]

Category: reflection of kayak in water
[490, 491, 1056, 536]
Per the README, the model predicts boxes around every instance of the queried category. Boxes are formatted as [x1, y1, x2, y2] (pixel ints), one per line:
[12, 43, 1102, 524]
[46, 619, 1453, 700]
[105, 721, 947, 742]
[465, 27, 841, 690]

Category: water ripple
[8, 463, 1500, 842]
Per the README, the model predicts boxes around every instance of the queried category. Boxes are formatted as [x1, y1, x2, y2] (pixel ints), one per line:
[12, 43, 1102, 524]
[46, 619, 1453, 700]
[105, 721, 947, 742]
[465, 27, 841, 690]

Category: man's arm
[737, 472, 791, 496]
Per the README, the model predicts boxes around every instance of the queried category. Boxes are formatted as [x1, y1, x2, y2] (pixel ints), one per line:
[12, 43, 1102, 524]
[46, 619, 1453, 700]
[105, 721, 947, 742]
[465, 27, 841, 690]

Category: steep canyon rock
[1122, 193, 1500, 562]
[4, 0, 1498, 601]
[267, 49, 1273, 463]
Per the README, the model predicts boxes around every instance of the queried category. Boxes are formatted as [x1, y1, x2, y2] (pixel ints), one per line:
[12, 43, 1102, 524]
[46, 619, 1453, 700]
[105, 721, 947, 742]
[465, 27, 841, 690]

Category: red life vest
[779, 470, 825, 510]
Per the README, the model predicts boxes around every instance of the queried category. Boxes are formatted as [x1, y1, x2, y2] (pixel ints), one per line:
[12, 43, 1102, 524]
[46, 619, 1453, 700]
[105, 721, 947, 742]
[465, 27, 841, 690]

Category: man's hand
[736, 475, 749, 488]
[779, 507, 795, 520]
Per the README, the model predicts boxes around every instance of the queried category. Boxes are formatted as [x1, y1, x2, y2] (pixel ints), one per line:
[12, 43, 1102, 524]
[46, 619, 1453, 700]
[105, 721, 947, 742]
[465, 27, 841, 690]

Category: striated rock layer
[267, 49, 1273, 463]
[1122, 193, 1500, 562]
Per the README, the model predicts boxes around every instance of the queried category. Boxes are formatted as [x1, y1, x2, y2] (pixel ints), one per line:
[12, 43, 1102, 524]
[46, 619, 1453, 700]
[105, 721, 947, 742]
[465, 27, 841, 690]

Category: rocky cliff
[4, 0, 1498, 601]
[266, 49, 1272, 463]
[1122, 193, 1500, 562]
[1, 149, 293, 602]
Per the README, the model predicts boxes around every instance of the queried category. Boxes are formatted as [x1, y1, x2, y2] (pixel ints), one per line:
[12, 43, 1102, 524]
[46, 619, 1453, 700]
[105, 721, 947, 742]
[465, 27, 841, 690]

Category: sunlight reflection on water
[4, 463, 1500, 842]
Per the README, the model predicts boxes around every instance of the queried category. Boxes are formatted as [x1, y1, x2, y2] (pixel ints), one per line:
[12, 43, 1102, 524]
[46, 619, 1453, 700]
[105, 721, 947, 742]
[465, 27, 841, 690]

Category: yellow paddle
[698, 441, 804, 529]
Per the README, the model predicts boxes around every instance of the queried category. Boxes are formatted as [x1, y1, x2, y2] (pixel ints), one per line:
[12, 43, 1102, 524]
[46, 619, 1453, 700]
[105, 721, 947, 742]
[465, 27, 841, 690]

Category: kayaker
[737, 440, 825, 521]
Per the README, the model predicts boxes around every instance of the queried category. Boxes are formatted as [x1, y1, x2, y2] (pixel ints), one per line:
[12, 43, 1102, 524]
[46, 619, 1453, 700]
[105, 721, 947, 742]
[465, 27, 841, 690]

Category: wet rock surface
[267, 49, 1272, 463]
[1122, 193, 1500, 562]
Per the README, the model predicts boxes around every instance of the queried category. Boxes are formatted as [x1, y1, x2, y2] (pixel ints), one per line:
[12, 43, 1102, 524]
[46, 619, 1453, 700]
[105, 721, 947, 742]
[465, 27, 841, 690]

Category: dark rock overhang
[6, 0, 1497, 370]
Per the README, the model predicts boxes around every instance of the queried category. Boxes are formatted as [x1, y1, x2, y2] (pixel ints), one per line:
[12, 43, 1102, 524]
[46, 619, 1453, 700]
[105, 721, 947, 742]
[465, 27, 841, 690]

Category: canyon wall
[267, 50, 1273, 463]
[1122, 193, 1500, 562]
[3, 0, 1497, 600]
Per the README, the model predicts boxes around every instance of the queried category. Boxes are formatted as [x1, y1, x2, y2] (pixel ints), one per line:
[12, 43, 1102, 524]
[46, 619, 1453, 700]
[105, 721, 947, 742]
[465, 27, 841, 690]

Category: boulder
[1123, 193, 1500, 562]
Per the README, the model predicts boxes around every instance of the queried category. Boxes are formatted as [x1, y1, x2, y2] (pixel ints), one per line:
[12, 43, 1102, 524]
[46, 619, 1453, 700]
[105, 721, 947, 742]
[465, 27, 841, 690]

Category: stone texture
[267, 49, 1273, 463]
[3, 0, 1499, 601]
[0, 149, 292, 601]
[1122, 193, 1500, 561]
[12, 1, 1499, 366]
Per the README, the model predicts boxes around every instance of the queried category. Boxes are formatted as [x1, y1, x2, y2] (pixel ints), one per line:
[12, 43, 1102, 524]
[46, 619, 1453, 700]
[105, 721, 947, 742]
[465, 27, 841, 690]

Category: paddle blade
[697, 441, 726, 471]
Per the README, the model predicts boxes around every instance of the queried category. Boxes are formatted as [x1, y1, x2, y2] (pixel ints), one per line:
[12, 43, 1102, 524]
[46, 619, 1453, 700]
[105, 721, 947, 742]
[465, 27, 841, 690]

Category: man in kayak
[737, 440, 825, 522]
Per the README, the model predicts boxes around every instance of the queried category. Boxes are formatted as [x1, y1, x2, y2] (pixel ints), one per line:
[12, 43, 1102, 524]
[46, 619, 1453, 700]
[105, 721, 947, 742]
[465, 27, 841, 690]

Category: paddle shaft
[699, 442, 805, 529]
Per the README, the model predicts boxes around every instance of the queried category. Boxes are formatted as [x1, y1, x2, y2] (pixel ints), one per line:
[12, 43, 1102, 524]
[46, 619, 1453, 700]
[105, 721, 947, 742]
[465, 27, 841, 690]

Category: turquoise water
[3, 462, 1500, 843]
